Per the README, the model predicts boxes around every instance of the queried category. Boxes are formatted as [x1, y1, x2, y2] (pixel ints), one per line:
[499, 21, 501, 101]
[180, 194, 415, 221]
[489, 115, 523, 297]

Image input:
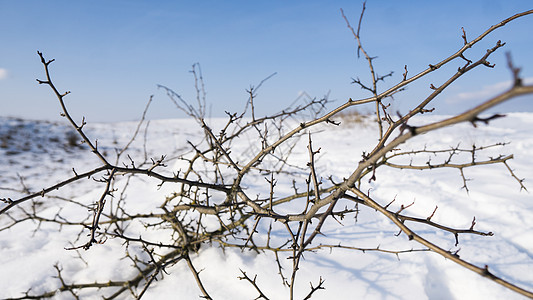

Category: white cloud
[0, 68, 8, 80]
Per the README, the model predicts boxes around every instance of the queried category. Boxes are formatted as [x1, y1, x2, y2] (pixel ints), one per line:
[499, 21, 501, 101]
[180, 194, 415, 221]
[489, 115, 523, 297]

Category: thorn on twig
[326, 118, 341, 126]
[402, 65, 408, 81]
[352, 77, 374, 93]
[376, 71, 394, 83]
[470, 114, 506, 127]
[1, 198, 13, 204]
[396, 200, 415, 215]
[482, 265, 494, 277]
[368, 166, 376, 182]
[461, 27, 468, 45]
[384, 196, 396, 210]
[451, 248, 461, 258]
[482, 60, 495, 68]
[506, 52, 522, 87]
[470, 216, 476, 231]
[427, 206, 438, 221]
[37, 51, 55, 65]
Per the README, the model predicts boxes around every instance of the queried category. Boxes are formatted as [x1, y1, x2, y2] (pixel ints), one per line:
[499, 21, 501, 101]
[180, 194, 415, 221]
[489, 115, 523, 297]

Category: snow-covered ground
[1, 113, 532, 299]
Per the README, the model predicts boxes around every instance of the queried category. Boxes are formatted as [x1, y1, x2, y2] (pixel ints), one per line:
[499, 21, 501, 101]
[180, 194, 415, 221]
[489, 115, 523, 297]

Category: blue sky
[1, 1, 532, 122]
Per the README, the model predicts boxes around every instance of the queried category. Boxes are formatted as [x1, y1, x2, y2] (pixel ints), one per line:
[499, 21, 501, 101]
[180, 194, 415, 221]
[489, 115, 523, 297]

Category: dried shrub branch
[2, 5, 533, 299]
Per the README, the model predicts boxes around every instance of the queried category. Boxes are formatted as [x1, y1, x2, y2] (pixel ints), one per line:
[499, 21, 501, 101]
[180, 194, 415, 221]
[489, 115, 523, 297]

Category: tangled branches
[2, 4, 533, 300]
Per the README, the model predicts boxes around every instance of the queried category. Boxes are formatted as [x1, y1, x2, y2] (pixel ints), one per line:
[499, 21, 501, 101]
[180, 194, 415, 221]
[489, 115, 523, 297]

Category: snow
[0, 113, 532, 299]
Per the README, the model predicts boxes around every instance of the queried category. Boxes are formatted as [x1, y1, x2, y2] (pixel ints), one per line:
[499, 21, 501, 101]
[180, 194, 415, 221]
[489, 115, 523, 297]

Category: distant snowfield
[1, 113, 532, 299]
